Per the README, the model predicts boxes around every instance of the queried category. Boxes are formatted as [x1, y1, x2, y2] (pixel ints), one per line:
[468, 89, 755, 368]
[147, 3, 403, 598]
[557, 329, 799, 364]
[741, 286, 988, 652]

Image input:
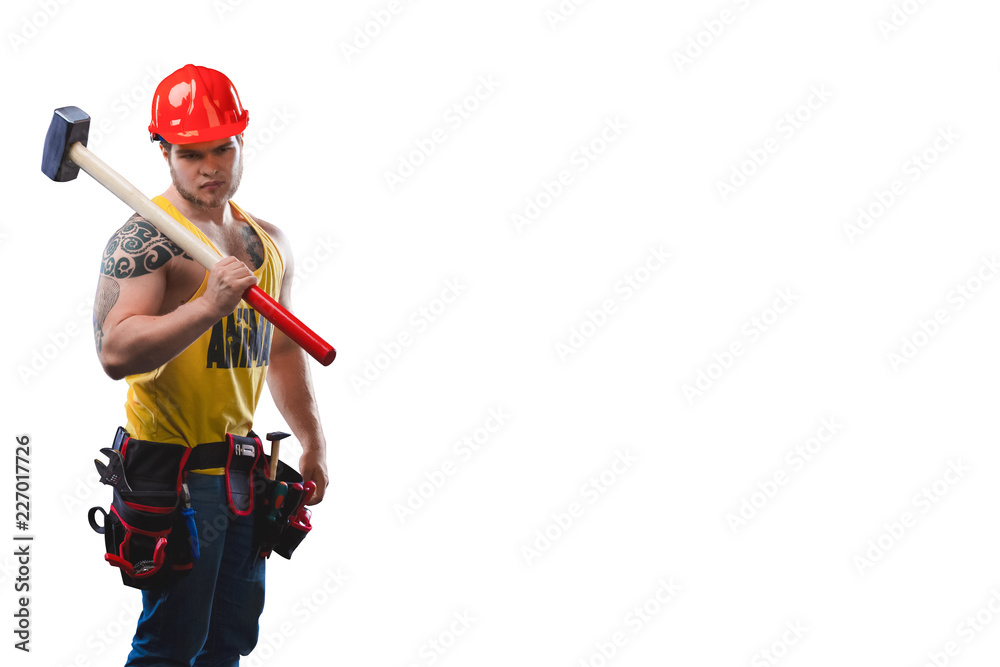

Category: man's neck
[160, 185, 234, 227]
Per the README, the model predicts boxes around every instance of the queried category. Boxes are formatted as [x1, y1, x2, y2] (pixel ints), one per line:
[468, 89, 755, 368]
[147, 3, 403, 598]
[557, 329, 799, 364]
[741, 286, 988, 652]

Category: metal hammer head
[41, 106, 90, 182]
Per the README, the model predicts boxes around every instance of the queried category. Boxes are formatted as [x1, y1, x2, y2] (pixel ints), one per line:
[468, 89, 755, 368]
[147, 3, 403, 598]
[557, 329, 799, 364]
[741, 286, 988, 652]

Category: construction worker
[92, 63, 329, 666]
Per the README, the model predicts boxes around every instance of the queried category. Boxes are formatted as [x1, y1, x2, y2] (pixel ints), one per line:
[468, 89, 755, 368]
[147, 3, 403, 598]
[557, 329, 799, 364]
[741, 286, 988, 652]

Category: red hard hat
[148, 64, 249, 144]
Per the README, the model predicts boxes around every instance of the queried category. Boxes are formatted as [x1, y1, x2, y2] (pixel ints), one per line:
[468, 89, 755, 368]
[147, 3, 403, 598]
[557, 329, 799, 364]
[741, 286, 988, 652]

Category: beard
[170, 153, 244, 210]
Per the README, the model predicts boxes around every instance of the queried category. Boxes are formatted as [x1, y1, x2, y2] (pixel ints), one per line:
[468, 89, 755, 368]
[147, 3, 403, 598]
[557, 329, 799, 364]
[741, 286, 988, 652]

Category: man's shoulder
[239, 209, 289, 251]
[101, 213, 190, 279]
[242, 210, 281, 237]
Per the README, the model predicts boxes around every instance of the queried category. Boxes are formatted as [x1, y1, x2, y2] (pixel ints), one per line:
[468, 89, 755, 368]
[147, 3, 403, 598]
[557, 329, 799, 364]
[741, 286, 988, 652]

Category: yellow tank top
[124, 197, 284, 474]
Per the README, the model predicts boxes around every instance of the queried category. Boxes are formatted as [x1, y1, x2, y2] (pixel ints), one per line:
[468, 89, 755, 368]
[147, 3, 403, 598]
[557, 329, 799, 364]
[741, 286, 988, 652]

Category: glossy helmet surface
[148, 64, 249, 144]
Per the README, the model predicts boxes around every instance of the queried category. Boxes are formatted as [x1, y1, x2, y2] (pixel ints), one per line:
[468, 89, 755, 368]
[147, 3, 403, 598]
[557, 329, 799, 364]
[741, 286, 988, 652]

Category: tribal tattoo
[93, 276, 120, 353]
[101, 215, 191, 278]
[241, 223, 264, 270]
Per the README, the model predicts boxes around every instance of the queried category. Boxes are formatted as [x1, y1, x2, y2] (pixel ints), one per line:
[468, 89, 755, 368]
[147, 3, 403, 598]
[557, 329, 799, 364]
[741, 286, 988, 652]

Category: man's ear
[159, 142, 171, 162]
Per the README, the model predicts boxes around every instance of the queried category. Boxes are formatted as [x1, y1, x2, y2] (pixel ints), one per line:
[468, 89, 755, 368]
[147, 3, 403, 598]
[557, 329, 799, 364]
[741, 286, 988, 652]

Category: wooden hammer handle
[269, 440, 280, 479]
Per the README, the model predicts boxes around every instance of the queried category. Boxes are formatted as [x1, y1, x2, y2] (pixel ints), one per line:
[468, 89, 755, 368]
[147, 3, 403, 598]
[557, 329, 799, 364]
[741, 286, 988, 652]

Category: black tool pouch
[253, 458, 311, 560]
[88, 428, 193, 590]
[273, 503, 312, 559]
[225, 433, 262, 516]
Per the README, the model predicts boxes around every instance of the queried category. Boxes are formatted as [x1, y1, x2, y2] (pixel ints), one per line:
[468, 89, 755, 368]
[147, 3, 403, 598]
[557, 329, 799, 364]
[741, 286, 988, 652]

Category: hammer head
[41, 106, 90, 182]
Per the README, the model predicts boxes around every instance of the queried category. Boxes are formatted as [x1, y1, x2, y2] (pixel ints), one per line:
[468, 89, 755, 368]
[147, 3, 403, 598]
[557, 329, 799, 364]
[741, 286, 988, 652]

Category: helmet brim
[151, 118, 248, 145]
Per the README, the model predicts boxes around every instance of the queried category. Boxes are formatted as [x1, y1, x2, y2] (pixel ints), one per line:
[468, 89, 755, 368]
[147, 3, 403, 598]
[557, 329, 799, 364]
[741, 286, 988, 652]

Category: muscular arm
[94, 214, 257, 380]
[262, 224, 330, 505]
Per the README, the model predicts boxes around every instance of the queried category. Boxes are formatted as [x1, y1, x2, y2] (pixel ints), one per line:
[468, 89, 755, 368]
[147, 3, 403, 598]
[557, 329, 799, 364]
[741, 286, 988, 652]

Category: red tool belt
[89, 427, 312, 590]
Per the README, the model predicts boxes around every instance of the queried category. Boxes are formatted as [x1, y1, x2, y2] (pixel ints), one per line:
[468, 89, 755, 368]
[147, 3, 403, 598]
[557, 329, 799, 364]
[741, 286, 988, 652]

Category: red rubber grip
[243, 286, 336, 366]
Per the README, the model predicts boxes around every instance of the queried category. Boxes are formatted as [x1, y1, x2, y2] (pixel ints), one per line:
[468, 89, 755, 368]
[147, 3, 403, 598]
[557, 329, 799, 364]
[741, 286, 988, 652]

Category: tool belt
[88, 427, 313, 590]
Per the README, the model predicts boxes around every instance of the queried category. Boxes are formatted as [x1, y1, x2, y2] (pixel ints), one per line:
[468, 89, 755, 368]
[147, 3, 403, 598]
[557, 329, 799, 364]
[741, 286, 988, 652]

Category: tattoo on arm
[101, 215, 191, 278]
[93, 276, 120, 353]
[241, 223, 265, 270]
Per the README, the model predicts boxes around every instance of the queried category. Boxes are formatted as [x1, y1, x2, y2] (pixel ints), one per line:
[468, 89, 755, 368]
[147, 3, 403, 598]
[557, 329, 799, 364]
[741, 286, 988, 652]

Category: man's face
[163, 136, 244, 210]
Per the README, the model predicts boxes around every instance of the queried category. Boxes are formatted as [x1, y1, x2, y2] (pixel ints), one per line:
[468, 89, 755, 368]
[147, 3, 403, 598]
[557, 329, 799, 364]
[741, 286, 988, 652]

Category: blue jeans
[125, 473, 266, 666]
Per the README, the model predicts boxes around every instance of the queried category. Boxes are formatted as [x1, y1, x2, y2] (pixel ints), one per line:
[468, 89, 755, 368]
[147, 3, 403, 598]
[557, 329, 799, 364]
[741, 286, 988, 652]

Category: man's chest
[158, 221, 266, 315]
[202, 220, 266, 271]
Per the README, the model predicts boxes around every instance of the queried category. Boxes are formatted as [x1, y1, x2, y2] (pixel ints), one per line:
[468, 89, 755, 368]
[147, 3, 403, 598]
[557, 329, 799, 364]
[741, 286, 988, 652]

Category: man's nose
[201, 156, 220, 174]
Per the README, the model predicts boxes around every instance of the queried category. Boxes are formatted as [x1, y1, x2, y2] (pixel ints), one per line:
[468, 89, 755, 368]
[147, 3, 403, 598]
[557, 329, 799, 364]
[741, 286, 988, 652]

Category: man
[92, 64, 328, 666]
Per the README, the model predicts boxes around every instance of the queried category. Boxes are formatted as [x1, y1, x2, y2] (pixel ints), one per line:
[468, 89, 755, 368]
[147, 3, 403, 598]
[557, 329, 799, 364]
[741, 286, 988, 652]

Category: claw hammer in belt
[266, 431, 290, 479]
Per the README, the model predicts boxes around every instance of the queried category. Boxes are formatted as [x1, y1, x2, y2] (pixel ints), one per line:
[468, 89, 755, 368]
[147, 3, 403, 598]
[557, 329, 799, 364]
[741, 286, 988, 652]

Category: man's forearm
[267, 339, 327, 453]
[267, 337, 330, 503]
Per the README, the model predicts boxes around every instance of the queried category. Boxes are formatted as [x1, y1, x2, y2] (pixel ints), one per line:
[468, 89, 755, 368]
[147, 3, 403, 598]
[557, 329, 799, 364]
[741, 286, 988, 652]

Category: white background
[3, 0, 1000, 665]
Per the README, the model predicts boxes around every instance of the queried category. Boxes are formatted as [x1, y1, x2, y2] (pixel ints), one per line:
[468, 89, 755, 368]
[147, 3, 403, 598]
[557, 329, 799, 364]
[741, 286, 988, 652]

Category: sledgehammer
[41, 106, 336, 366]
